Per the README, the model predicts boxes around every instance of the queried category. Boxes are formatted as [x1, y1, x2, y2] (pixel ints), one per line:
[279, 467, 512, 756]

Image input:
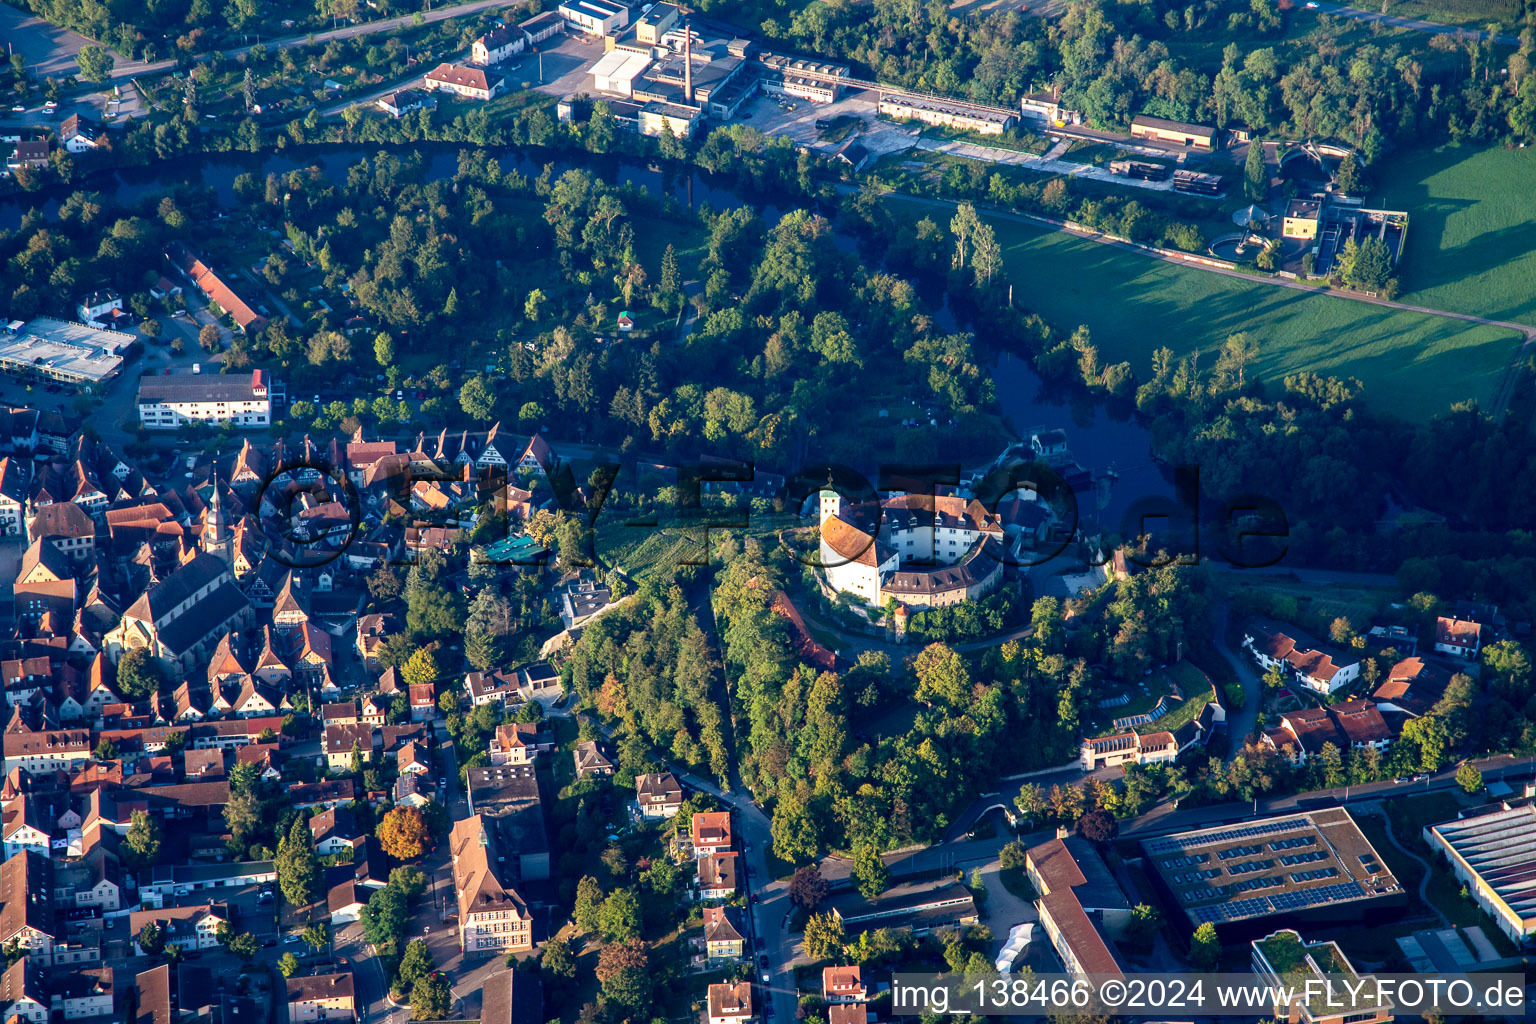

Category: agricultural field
[895, 200, 1522, 419]
[1371, 145, 1536, 327]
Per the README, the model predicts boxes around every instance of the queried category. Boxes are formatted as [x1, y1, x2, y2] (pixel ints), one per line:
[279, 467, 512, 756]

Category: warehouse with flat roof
[0, 318, 129, 388]
[1140, 808, 1404, 938]
[1424, 804, 1536, 943]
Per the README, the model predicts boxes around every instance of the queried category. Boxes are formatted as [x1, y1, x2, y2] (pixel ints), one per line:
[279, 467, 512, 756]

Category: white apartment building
[137, 369, 271, 430]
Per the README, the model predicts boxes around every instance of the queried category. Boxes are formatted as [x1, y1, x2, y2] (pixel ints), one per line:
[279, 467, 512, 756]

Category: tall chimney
[684, 27, 693, 104]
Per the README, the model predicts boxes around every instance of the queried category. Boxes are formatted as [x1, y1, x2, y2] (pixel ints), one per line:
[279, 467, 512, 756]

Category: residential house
[128, 905, 228, 952]
[423, 63, 504, 101]
[1264, 700, 1392, 764]
[0, 852, 55, 965]
[691, 811, 732, 857]
[1243, 619, 1360, 695]
[408, 684, 436, 722]
[1371, 657, 1452, 720]
[0, 958, 46, 1024]
[286, 973, 355, 1024]
[324, 724, 379, 771]
[697, 852, 737, 900]
[821, 967, 867, 1004]
[59, 114, 103, 153]
[489, 722, 547, 765]
[702, 905, 744, 961]
[1433, 617, 1481, 659]
[706, 982, 753, 1024]
[573, 740, 613, 778]
[464, 669, 520, 707]
[473, 26, 526, 64]
[635, 772, 683, 819]
[310, 808, 364, 856]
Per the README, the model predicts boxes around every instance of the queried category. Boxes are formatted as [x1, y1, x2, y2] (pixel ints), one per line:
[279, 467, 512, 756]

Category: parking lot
[739, 88, 921, 160]
[526, 32, 605, 98]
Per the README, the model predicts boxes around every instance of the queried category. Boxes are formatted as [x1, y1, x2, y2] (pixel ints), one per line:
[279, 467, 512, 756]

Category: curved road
[8, 0, 510, 87]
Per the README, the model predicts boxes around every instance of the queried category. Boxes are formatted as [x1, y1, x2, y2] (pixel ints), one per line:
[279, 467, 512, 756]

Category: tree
[787, 865, 829, 910]
[1076, 809, 1118, 845]
[278, 952, 301, 977]
[1243, 138, 1267, 201]
[76, 45, 114, 83]
[1190, 921, 1222, 970]
[224, 930, 259, 961]
[95, 737, 118, 761]
[374, 332, 395, 366]
[199, 323, 222, 352]
[598, 888, 641, 942]
[911, 643, 970, 708]
[1455, 762, 1483, 793]
[971, 221, 1002, 286]
[116, 648, 163, 700]
[999, 840, 1028, 870]
[573, 875, 605, 932]
[397, 939, 434, 992]
[400, 648, 441, 689]
[1127, 904, 1161, 951]
[360, 885, 408, 956]
[1014, 783, 1047, 825]
[1335, 153, 1361, 194]
[124, 810, 163, 868]
[460, 376, 496, 421]
[378, 806, 430, 860]
[541, 936, 577, 978]
[137, 922, 164, 956]
[803, 912, 845, 961]
[277, 816, 319, 908]
[301, 921, 331, 951]
[595, 939, 651, 1014]
[409, 974, 450, 1020]
[388, 865, 427, 899]
[852, 844, 889, 899]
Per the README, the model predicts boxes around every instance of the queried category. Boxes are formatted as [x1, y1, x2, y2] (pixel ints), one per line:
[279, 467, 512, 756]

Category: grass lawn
[1371, 144, 1536, 327]
[1376, 0, 1521, 27]
[892, 199, 1518, 419]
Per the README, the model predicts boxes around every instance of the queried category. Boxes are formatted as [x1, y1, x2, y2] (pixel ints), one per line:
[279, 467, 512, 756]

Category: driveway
[1209, 603, 1263, 756]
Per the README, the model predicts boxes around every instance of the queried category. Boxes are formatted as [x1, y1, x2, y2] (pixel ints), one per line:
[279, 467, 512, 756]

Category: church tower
[203, 470, 233, 568]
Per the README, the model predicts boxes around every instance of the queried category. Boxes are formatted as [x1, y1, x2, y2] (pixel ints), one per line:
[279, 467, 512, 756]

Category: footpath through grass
[888, 199, 1520, 420]
[1371, 144, 1536, 328]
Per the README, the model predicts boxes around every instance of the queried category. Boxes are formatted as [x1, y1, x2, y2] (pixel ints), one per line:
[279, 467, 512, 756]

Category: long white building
[137, 369, 272, 430]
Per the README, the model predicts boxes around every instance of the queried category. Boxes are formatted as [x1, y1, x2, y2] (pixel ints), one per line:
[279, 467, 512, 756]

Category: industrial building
[878, 92, 1016, 135]
[1423, 804, 1536, 943]
[756, 51, 849, 104]
[0, 318, 129, 389]
[1130, 114, 1218, 149]
[1140, 809, 1404, 938]
[559, 0, 629, 36]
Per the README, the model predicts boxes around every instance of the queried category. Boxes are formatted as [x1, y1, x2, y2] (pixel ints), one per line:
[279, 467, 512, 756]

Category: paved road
[1307, 0, 1520, 43]
[1209, 603, 1263, 756]
[4, 0, 507, 90]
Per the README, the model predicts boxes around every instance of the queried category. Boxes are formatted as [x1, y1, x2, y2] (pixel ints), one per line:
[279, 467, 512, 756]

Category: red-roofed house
[1433, 617, 1481, 660]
